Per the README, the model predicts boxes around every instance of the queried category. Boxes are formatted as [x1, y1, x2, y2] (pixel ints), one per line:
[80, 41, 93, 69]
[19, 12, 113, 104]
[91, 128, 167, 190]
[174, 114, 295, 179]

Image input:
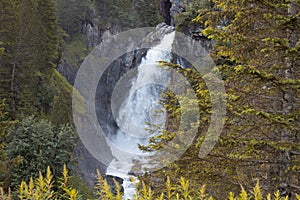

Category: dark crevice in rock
[159, 0, 172, 25]
[95, 49, 147, 137]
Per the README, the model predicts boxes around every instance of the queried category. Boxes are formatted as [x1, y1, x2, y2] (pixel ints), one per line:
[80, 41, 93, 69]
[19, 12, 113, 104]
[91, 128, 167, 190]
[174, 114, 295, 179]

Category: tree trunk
[10, 60, 16, 115]
[279, 1, 299, 196]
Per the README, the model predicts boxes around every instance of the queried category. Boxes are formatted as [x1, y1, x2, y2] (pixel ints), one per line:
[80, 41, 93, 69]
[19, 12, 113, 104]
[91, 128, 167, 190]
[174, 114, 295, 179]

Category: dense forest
[0, 0, 299, 199]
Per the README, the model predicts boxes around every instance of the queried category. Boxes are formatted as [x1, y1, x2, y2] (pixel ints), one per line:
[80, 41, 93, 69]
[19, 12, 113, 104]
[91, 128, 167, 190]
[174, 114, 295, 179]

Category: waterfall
[106, 30, 176, 199]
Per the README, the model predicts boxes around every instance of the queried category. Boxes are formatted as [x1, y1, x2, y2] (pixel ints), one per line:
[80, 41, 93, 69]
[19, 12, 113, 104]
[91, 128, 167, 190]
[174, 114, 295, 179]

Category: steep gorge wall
[56, 0, 211, 188]
[56, 0, 165, 187]
[56, 0, 203, 84]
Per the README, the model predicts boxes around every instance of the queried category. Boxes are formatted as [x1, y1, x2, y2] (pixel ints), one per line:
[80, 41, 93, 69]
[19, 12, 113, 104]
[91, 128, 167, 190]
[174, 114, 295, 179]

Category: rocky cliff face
[159, 0, 172, 25]
[73, 22, 176, 189]
[83, 0, 196, 50]
[57, 0, 198, 85]
[57, 0, 211, 189]
[159, 0, 212, 50]
[95, 23, 175, 140]
[56, 2, 127, 187]
[159, 0, 191, 26]
[170, 0, 190, 26]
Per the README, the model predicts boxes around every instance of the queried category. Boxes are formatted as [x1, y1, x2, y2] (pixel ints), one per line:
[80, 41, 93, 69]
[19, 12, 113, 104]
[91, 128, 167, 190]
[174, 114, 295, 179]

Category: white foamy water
[106, 31, 175, 199]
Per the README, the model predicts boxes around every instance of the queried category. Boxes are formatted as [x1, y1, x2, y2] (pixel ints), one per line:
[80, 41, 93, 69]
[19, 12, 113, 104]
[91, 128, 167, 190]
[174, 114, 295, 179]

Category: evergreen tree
[134, 0, 163, 27]
[0, 0, 61, 117]
[0, 99, 19, 189]
[94, 0, 163, 28]
[142, 0, 300, 197]
[56, 0, 90, 38]
[6, 116, 74, 188]
[0, 0, 20, 116]
[36, 0, 61, 70]
[193, 0, 300, 196]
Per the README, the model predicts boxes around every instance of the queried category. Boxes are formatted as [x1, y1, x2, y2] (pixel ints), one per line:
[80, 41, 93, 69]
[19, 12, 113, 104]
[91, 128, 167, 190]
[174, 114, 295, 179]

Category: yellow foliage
[0, 167, 298, 199]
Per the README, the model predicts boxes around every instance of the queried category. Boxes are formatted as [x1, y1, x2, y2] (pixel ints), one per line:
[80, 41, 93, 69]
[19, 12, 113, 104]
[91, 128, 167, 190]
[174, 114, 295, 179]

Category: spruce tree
[0, 99, 18, 189]
[142, 0, 300, 197]
[0, 0, 61, 117]
[193, 0, 300, 196]
[0, 0, 19, 116]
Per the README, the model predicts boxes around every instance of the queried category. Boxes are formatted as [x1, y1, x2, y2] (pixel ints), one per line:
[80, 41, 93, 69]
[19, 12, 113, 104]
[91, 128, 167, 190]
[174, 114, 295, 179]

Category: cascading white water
[106, 31, 175, 199]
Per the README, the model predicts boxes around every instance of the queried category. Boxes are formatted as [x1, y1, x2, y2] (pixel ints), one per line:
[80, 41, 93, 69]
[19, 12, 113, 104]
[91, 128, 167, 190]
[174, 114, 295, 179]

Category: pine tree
[36, 0, 61, 70]
[0, 0, 61, 117]
[0, 99, 19, 189]
[141, 0, 300, 197]
[0, 0, 19, 116]
[193, 0, 300, 196]
[56, 0, 90, 37]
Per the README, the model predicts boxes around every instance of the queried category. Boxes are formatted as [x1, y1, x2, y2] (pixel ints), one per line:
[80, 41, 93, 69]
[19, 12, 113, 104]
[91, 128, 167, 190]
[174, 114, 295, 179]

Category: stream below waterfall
[105, 30, 176, 199]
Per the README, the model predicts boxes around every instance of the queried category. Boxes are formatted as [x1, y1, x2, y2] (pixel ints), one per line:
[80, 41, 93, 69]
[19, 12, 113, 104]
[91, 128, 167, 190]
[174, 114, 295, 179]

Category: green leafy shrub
[5, 116, 74, 188]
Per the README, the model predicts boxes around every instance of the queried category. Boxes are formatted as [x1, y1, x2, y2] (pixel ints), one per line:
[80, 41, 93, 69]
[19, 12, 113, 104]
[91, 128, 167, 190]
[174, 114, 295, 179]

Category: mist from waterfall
[106, 31, 176, 199]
